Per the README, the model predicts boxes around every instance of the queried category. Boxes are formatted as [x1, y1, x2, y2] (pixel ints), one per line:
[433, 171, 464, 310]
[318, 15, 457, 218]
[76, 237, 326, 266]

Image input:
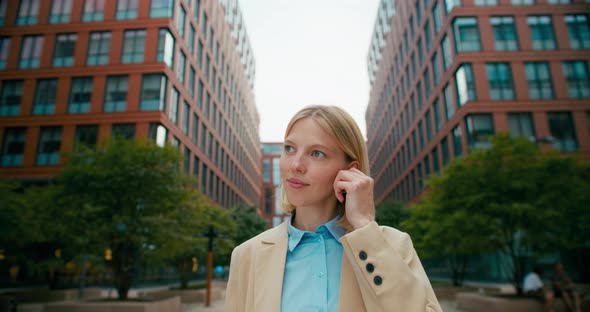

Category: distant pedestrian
[523, 266, 555, 312]
[225, 105, 442, 311]
[552, 262, 582, 312]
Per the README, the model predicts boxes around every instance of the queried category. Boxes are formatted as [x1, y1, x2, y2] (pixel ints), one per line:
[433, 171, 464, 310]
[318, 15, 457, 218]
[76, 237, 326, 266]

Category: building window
[565, 15, 590, 49]
[116, 0, 138, 20]
[465, 114, 495, 149]
[176, 5, 185, 37]
[528, 16, 556, 50]
[474, 0, 497, 5]
[177, 51, 186, 83]
[49, 0, 71, 23]
[53, 33, 76, 67]
[82, 0, 104, 22]
[455, 63, 476, 106]
[87, 31, 110, 65]
[512, 0, 534, 4]
[0, 0, 7, 25]
[548, 0, 572, 4]
[149, 123, 167, 147]
[432, 52, 441, 85]
[202, 13, 208, 39]
[508, 112, 535, 139]
[562, 61, 590, 99]
[425, 109, 433, 142]
[452, 125, 463, 157]
[424, 68, 432, 98]
[104, 76, 128, 112]
[444, 0, 460, 14]
[32, 79, 57, 115]
[182, 101, 190, 134]
[486, 63, 514, 100]
[112, 123, 135, 139]
[184, 146, 190, 174]
[192, 114, 199, 145]
[0, 80, 23, 116]
[19, 35, 43, 69]
[443, 84, 454, 121]
[1, 128, 26, 167]
[433, 97, 442, 131]
[425, 21, 432, 50]
[453, 17, 480, 52]
[548, 112, 577, 152]
[150, 0, 173, 17]
[74, 125, 98, 147]
[441, 35, 452, 71]
[0, 37, 10, 70]
[441, 137, 450, 166]
[169, 87, 179, 124]
[36, 127, 62, 166]
[16, 0, 39, 25]
[188, 24, 195, 54]
[189, 66, 195, 97]
[525, 62, 554, 100]
[68, 77, 92, 113]
[140, 74, 167, 111]
[121, 29, 145, 64]
[491, 16, 518, 51]
[433, 2, 442, 33]
[157, 28, 174, 68]
[432, 147, 440, 174]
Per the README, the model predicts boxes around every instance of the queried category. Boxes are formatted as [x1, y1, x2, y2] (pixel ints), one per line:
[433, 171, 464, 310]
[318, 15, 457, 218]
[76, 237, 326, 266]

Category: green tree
[229, 205, 268, 246]
[56, 138, 193, 299]
[405, 134, 590, 293]
[375, 200, 409, 229]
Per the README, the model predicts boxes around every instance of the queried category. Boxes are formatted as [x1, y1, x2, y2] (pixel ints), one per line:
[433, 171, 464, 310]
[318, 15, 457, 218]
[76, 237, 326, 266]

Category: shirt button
[366, 263, 375, 273]
[318, 272, 324, 278]
[359, 251, 368, 260]
[374, 275, 383, 286]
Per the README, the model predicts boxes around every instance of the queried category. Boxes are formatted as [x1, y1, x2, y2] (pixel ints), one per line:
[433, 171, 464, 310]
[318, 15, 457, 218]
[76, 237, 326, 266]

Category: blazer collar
[255, 221, 289, 311]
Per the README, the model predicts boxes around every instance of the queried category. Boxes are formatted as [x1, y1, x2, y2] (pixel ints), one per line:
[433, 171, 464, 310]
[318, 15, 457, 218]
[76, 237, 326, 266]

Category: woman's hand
[333, 168, 375, 230]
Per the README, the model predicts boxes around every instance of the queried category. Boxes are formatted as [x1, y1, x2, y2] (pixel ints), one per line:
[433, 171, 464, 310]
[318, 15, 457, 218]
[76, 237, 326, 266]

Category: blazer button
[366, 263, 375, 273]
[374, 275, 383, 285]
[359, 251, 367, 260]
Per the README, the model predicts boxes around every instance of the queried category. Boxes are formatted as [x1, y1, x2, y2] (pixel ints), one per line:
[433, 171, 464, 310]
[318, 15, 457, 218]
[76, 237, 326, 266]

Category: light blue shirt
[281, 217, 345, 312]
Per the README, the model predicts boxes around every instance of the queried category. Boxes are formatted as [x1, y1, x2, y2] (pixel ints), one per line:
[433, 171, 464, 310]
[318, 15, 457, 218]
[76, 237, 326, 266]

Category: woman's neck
[292, 205, 338, 232]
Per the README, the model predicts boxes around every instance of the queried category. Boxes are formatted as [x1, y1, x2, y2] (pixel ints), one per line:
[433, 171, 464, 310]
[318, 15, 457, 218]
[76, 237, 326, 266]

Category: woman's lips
[287, 178, 308, 189]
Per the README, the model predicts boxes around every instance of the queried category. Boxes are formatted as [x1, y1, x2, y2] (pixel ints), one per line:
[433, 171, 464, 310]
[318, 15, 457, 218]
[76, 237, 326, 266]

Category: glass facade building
[0, 0, 261, 209]
[366, 0, 590, 204]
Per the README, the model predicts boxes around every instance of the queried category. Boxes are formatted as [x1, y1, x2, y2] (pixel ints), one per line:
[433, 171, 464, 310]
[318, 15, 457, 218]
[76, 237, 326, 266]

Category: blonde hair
[280, 105, 370, 230]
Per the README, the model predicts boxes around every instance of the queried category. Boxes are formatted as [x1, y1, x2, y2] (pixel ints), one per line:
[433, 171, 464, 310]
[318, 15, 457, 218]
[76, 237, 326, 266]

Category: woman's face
[280, 117, 350, 210]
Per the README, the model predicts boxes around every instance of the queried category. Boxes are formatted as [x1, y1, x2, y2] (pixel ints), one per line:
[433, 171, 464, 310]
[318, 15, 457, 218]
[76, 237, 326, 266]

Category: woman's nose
[289, 154, 306, 173]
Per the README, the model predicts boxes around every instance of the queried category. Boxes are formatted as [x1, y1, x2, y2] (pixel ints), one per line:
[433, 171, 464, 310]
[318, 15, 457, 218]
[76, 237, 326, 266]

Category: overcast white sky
[239, 0, 381, 142]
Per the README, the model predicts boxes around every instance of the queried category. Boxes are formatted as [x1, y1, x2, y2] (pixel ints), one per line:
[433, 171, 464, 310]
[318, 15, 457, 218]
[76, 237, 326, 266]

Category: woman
[226, 105, 441, 312]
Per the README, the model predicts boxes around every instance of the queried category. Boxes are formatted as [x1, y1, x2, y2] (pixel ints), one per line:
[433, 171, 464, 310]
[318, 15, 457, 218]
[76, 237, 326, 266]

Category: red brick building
[260, 142, 288, 228]
[0, 0, 261, 208]
[365, 0, 590, 204]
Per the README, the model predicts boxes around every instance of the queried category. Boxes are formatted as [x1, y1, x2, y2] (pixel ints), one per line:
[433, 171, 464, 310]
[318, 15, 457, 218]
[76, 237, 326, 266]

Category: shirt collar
[287, 216, 346, 252]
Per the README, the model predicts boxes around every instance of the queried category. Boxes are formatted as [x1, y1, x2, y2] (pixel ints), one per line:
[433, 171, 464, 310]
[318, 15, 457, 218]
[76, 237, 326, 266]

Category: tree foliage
[404, 134, 590, 292]
[55, 138, 195, 299]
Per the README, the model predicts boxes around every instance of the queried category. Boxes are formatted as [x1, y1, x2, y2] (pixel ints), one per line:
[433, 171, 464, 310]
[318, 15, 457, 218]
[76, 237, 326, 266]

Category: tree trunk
[179, 260, 190, 289]
[112, 243, 136, 300]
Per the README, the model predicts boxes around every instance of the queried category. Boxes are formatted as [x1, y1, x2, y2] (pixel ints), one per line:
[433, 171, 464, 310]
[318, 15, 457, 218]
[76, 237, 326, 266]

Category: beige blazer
[226, 221, 442, 312]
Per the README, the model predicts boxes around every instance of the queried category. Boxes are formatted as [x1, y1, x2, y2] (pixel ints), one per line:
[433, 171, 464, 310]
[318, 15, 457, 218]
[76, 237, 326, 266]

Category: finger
[333, 180, 353, 203]
[336, 169, 364, 181]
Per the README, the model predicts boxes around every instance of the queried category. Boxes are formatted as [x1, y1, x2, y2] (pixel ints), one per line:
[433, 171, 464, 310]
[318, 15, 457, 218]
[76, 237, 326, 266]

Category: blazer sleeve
[340, 221, 442, 312]
[225, 246, 243, 311]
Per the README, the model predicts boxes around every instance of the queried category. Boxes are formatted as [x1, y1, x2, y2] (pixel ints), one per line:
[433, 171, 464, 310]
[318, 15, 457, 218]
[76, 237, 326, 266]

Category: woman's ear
[349, 161, 359, 170]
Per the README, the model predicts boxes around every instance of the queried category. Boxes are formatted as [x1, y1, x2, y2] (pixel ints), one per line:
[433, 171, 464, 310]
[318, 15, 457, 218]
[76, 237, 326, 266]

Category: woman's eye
[284, 145, 295, 153]
[311, 151, 326, 158]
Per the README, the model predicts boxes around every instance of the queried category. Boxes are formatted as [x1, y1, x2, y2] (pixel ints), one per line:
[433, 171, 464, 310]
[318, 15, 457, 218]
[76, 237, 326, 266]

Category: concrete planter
[145, 288, 224, 303]
[8, 288, 102, 303]
[43, 295, 181, 312]
[457, 292, 590, 312]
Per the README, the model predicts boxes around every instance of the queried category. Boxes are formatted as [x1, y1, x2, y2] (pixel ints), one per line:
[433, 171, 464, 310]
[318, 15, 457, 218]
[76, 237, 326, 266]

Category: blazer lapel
[254, 221, 289, 311]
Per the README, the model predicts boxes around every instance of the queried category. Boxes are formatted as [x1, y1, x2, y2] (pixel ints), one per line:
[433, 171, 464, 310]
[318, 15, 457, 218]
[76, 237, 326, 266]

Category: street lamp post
[203, 226, 217, 307]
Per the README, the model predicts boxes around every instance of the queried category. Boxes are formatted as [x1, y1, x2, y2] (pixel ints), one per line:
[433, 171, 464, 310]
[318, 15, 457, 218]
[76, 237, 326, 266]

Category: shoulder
[232, 221, 288, 258]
